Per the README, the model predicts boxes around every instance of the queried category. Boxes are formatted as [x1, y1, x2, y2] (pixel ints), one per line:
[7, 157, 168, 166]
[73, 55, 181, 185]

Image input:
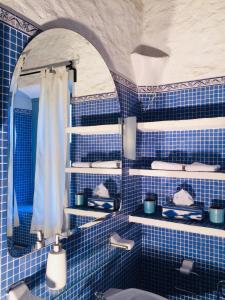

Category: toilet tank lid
[105, 288, 168, 300]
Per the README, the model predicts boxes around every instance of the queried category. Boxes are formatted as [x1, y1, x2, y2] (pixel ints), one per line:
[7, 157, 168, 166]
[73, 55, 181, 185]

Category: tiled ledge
[65, 167, 122, 175]
[64, 207, 110, 218]
[66, 124, 121, 135]
[129, 209, 225, 237]
[137, 117, 225, 132]
[129, 169, 225, 181]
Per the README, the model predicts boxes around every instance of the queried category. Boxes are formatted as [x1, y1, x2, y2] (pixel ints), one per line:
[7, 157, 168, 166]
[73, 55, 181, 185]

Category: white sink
[104, 288, 168, 300]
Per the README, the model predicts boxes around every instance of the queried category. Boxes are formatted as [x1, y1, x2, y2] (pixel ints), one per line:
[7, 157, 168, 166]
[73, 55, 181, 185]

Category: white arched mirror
[7, 28, 122, 257]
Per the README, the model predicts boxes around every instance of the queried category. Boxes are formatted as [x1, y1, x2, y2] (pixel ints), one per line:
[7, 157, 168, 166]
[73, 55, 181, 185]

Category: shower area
[10, 94, 38, 250]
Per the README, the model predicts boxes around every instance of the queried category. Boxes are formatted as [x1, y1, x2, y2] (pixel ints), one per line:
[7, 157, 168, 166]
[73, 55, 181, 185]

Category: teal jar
[75, 193, 85, 207]
[144, 200, 156, 214]
[209, 206, 225, 224]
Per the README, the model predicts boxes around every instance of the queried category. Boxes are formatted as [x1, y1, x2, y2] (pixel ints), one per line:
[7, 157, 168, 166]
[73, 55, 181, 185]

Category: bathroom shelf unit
[65, 167, 122, 175]
[129, 209, 225, 238]
[64, 207, 110, 218]
[137, 117, 225, 132]
[129, 169, 225, 181]
[66, 124, 121, 135]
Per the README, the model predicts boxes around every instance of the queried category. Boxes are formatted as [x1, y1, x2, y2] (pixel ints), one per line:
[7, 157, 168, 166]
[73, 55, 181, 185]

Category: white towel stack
[72, 161, 121, 169]
[91, 160, 121, 169]
[72, 162, 91, 168]
[185, 162, 220, 172]
[151, 161, 184, 171]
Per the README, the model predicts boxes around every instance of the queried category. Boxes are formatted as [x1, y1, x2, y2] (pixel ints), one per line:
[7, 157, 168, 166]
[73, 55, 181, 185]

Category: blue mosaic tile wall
[70, 97, 122, 208]
[141, 176, 225, 211]
[139, 84, 224, 122]
[137, 84, 225, 211]
[136, 129, 225, 170]
[142, 225, 225, 300]
[70, 174, 121, 208]
[71, 98, 121, 126]
[12, 108, 35, 253]
[1, 6, 225, 300]
[14, 108, 33, 206]
[138, 83, 225, 299]
[0, 15, 141, 300]
[71, 134, 121, 163]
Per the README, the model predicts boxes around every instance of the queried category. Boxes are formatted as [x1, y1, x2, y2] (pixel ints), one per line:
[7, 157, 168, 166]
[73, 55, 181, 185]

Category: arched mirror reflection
[7, 28, 122, 257]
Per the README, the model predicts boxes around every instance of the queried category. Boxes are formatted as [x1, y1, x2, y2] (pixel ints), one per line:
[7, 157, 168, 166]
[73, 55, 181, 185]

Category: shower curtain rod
[20, 60, 74, 77]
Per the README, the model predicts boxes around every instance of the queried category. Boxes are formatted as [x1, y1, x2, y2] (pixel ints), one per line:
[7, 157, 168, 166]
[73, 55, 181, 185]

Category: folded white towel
[72, 162, 91, 168]
[151, 161, 184, 171]
[185, 162, 220, 172]
[91, 160, 121, 169]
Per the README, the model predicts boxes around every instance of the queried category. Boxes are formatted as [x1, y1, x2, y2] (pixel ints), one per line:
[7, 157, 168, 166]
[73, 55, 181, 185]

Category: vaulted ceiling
[2, 0, 225, 85]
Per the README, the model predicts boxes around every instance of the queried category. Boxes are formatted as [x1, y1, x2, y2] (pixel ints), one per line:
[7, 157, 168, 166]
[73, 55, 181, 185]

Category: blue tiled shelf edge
[129, 208, 225, 237]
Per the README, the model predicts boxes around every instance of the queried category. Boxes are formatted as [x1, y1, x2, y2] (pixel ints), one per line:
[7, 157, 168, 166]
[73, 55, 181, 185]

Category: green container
[75, 193, 85, 207]
[144, 200, 156, 214]
[209, 206, 225, 224]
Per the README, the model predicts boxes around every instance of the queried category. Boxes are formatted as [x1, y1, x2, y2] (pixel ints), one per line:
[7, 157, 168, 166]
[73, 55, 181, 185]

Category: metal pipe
[20, 60, 72, 75]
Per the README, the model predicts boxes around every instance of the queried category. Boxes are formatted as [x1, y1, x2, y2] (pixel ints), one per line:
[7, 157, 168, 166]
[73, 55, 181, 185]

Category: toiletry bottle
[46, 234, 67, 290]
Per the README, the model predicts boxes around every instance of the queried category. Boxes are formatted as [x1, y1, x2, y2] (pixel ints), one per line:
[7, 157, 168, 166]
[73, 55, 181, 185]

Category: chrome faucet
[34, 230, 45, 250]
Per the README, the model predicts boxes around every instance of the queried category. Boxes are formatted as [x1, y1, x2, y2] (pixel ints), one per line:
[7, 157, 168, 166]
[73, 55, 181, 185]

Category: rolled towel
[91, 160, 121, 169]
[72, 162, 91, 168]
[151, 161, 184, 171]
[185, 162, 220, 172]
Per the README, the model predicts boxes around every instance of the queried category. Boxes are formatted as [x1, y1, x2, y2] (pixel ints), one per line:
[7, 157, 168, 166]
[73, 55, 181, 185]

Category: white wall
[140, 0, 225, 85]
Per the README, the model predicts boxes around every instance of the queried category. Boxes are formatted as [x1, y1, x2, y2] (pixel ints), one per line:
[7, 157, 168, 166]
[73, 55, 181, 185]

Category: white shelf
[65, 167, 122, 175]
[129, 215, 225, 238]
[64, 208, 110, 218]
[129, 169, 225, 181]
[137, 117, 225, 132]
[66, 124, 121, 135]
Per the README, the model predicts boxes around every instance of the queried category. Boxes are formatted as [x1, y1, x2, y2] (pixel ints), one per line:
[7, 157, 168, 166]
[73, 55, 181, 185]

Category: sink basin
[105, 288, 168, 300]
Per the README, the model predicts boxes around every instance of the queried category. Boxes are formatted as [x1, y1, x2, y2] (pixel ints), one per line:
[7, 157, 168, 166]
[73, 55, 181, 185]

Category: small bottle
[143, 193, 157, 214]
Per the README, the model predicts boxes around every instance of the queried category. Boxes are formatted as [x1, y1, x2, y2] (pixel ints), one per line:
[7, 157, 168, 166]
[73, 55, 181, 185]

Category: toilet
[104, 288, 168, 300]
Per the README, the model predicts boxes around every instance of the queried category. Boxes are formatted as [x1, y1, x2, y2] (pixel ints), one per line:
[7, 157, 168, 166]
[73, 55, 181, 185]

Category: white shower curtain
[31, 67, 69, 239]
[7, 55, 26, 237]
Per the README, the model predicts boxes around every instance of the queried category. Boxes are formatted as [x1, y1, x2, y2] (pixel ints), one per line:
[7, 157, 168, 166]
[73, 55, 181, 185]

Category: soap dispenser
[46, 234, 67, 290]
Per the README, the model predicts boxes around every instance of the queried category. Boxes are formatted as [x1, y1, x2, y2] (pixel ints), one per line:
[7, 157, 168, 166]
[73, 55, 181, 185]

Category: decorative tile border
[138, 76, 225, 93]
[0, 7, 39, 36]
[71, 91, 117, 103]
[111, 72, 225, 94]
[111, 71, 137, 92]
